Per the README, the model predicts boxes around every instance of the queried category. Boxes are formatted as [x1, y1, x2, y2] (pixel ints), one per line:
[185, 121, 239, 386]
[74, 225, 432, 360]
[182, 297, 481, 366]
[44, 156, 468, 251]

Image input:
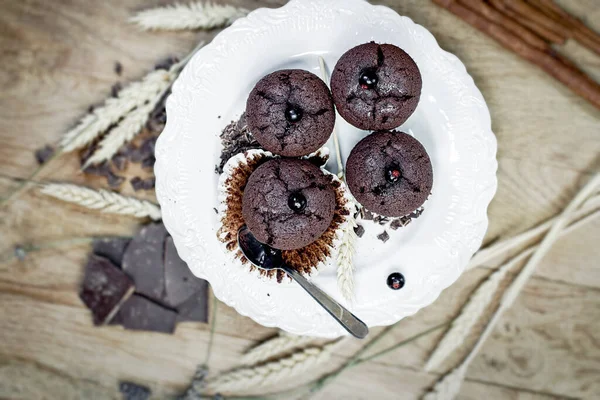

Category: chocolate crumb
[216, 113, 261, 174]
[130, 177, 144, 191]
[154, 57, 178, 71]
[114, 62, 123, 76]
[390, 218, 407, 230]
[111, 82, 122, 97]
[213, 208, 218, 214]
[119, 381, 151, 400]
[112, 154, 128, 171]
[106, 171, 125, 189]
[88, 105, 95, 113]
[354, 224, 365, 238]
[377, 231, 390, 243]
[35, 145, 55, 165]
[129, 176, 154, 191]
[83, 161, 111, 177]
[141, 156, 155, 170]
[362, 209, 374, 221]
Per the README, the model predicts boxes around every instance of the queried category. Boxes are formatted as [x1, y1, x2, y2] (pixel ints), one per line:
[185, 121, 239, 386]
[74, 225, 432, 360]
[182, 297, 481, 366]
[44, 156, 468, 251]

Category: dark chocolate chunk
[390, 218, 408, 230]
[361, 209, 374, 221]
[114, 62, 123, 76]
[130, 177, 155, 191]
[111, 82, 122, 97]
[118, 294, 177, 334]
[106, 171, 125, 189]
[216, 113, 260, 174]
[122, 223, 168, 302]
[141, 156, 155, 170]
[35, 145, 55, 165]
[354, 224, 365, 238]
[79, 255, 134, 325]
[112, 154, 128, 171]
[154, 57, 178, 71]
[164, 237, 208, 307]
[93, 237, 131, 267]
[130, 177, 144, 191]
[119, 381, 151, 400]
[176, 290, 209, 323]
[377, 231, 390, 243]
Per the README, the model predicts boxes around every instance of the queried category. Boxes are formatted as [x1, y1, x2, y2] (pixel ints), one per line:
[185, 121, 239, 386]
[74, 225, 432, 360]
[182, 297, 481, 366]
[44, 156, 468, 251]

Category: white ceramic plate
[155, 0, 498, 338]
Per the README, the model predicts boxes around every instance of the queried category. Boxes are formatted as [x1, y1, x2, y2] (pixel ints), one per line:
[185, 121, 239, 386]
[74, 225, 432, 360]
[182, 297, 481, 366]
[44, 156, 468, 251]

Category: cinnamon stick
[432, 0, 600, 110]
[458, 0, 549, 51]
[488, 0, 566, 44]
[528, 0, 600, 55]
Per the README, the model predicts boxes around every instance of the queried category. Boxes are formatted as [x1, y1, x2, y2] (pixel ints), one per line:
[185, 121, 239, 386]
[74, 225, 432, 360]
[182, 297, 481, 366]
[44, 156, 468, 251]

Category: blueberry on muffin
[345, 130, 432, 217]
[242, 158, 336, 250]
[246, 69, 335, 157]
[330, 42, 422, 131]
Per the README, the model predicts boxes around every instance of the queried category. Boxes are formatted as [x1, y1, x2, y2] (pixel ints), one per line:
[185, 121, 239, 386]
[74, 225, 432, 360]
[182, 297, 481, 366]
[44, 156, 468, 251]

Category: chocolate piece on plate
[118, 294, 177, 334]
[93, 237, 131, 267]
[176, 290, 209, 323]
[119, 381, 151, 400]
[122, 223, 168, 302]
[79, 255, 134, 325]
[377, 231, 390, 243]
[164, 236, 208, 307]
[35, 145, 55, 165]
[354, 224, 365, 238]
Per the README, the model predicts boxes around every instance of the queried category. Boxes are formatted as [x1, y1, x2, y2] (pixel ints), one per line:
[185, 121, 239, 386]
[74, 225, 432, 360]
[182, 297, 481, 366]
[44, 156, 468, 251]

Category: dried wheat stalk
[40, 183, 161, 220]
[240, 332, 317, 367]
[336, 216, 358, 303]
[422, 174, 600, 399]
[468, 191, 600, 270]
[425, 204, 600, 372]
[206, 340, 342, 393]
[130, 2, 248, 31]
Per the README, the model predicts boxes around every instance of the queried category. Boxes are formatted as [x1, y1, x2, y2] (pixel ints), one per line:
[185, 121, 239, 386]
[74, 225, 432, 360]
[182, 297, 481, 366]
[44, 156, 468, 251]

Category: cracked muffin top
[346, 130, 432, 217]
[242, 158, 336, 250]
[330, 42, 422, 131]
[245, 69, 335, 157]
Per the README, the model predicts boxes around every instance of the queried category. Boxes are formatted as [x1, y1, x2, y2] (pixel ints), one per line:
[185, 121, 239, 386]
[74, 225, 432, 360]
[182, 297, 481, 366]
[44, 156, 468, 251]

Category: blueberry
[288, 192, 307, 212]
[359, 68, 378, 89]
[387, 272, 405, 290]
[285, 105, 303, 123]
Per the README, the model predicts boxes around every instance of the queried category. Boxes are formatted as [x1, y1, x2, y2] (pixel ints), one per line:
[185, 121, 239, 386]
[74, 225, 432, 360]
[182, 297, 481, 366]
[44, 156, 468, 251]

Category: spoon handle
[282, 265, 369, 339]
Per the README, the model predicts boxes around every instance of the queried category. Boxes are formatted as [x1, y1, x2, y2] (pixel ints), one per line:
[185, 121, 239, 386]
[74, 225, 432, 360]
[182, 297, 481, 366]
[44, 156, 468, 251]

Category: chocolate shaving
[34, 145, 55, 165]
[122, 223, 168, 302]
[354, 224, 365, 238]
[79, 255, 134, 325]
[93, 237, 131, 267]
[119, 382, 150, 400]
[117, 294, 177, 334]
[216, 113, 261, 174]
[377, 231, 390, 243]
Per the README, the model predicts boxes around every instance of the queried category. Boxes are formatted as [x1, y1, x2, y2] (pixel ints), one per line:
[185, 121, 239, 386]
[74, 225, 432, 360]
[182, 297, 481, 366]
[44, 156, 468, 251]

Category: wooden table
[1, 0, 599, 398]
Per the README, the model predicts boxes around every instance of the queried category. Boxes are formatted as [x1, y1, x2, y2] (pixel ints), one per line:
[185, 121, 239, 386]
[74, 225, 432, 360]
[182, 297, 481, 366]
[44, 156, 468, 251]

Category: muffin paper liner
[216, 148, 355, 283]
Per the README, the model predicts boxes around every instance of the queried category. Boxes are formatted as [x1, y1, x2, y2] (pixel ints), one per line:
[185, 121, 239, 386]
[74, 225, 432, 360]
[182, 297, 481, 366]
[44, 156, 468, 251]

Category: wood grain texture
[0, 0, 599, 399]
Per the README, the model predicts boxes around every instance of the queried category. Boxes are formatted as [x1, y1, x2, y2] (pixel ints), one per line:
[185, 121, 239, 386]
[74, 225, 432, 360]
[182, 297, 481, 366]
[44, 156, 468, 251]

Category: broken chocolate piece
[106, 171, 125, 188]
[114, 62, 123, 76]
[119, 381, 151, 400]
[79, 255, 134, 325]
[377, 231, 390, 243]
[35, 145, 55, 165]
[390, 218, 408, 230]
[118, 295, 177, 334]
[122, 223, 168, 301]
[141, 156, 155, 170]
[176, 290, 209, 323]
[354, 224, 365, 238]
[361, 209, 374, 221]
[216, 113, 261, 174]
[93, 237, 131, 267]
[112, 154, 128, 171]
[164, 237, 208, 307]
[111, 82, 122, 97]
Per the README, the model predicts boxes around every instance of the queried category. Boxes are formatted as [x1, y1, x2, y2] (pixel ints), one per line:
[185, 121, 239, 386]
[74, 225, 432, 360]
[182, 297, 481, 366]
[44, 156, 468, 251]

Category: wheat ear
[468, 191, 600, 270]
[206, 340, 342, 393]
[40, 183, 161, 220]
[422, 174, 600, 400]
[129, 2, 248, 31]
[425, 204, 600, 371]
[240, 332, 317, 367]
[336, 216, 358, 303]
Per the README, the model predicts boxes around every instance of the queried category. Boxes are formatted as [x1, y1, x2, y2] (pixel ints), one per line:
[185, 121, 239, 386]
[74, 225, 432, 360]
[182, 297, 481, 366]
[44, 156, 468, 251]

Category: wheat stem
[336, 216, 358, 303]
[241, 333, 316, 367]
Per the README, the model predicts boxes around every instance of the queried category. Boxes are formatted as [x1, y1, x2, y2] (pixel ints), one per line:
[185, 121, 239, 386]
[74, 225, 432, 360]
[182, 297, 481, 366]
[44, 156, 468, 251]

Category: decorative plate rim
[155, 0, 498, 338]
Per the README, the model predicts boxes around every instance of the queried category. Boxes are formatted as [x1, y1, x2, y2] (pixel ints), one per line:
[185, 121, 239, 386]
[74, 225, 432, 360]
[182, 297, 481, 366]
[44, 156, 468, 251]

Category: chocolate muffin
[346, 131, 432, 217]
[246, 69, 335, 157]
[330, 42, 422, 131]
[242, 158, 336, 250]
